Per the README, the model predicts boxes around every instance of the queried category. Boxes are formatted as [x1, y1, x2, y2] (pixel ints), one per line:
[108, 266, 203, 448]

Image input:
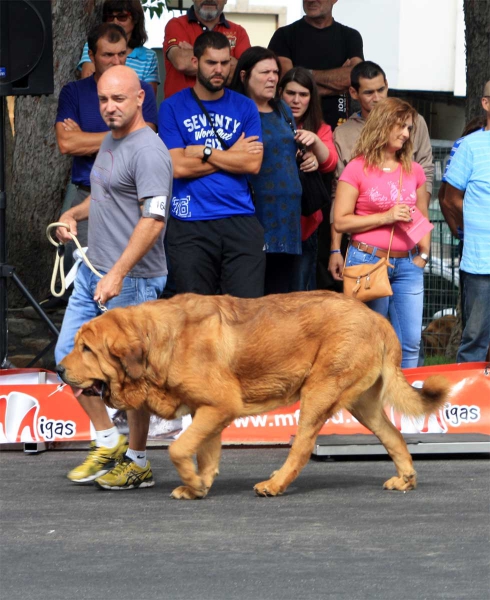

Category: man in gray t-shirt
[54, 66, 171, 491]
[88, 127, 170, 278]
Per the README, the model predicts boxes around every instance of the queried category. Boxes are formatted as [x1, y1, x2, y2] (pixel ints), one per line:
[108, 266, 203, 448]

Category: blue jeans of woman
[345, 245, 424, 368]
[55, 263, 166, 364]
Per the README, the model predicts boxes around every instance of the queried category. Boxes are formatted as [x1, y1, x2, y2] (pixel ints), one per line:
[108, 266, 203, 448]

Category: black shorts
[167, 215, 265, 298]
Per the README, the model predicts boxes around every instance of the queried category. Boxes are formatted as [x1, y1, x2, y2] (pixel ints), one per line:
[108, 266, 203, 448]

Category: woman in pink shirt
[279, 67, 338, 291]
[334, 98, 431, 367]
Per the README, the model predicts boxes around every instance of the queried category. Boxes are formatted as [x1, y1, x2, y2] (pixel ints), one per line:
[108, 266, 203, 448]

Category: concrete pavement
[1, 448, 489, 600]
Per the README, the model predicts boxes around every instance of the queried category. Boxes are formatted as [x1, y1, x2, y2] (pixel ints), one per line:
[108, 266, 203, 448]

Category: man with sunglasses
[163, 0, 250, 98]
[55, 23, 157, 252]
[77, 0, 160, 96]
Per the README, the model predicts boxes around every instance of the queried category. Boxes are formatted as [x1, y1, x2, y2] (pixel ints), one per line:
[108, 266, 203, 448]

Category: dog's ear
[110, 339, 146, 380]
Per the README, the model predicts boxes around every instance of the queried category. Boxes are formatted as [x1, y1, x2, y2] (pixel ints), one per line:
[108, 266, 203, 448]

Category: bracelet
[330, 249, 341, 254]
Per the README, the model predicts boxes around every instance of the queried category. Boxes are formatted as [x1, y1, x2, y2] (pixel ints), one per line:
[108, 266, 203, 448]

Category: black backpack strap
[275, 99, 296, 137]
[190, 88, 255, 204]
[191, 88, 230, 150]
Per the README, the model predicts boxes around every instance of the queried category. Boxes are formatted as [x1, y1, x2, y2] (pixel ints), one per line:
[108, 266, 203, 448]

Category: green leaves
[141, 0, 167, 19]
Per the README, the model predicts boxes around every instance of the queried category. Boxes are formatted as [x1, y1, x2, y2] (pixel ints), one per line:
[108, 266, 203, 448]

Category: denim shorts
[55, 263, 166, 364]
[345, 244, 424, 368]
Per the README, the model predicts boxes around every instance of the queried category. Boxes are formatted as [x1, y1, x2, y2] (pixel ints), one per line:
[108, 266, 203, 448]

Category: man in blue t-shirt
[159, 31, 265, 297]
[55, 23, 157, 247]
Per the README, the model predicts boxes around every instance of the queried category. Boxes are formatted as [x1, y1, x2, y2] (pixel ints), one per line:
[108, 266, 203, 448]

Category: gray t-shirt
[88, 126, 172, 278]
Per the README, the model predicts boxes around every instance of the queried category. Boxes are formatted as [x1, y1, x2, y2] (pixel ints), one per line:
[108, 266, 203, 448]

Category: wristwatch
[202, 147, 213, 163]
[419, 252, 429, 264]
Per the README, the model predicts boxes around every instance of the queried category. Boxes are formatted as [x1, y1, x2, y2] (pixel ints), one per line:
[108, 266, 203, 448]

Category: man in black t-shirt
[268, 0, 363, 130]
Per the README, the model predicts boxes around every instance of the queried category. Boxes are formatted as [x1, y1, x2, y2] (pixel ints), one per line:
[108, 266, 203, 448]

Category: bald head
[98, 65, 141, 94]
[484, 81, 490, 97]
[97, 66, 145, 138]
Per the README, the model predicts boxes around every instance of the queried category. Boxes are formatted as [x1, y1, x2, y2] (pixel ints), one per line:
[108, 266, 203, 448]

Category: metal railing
[422, 219, 460, 359]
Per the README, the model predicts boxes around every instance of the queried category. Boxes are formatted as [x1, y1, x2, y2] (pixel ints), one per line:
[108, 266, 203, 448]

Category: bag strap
[342, 167, 402, 276]
[190, 88, 255, 202]
[386, 169, 403, 261]
[190, 88, 230, 150]
[275, 100, 297, 138]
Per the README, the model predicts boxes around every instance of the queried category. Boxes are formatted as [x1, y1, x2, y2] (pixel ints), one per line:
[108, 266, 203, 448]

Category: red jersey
[163, 7, 251, 98]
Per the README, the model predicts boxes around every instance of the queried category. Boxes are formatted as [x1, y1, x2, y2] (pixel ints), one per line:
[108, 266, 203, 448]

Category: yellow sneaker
[95, 457, 154, 490]
[67, 435, 128, 483]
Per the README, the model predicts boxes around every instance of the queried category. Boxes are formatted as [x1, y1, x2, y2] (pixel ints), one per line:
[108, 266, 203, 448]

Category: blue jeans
[345, 245, 424, 368]
[457, 272, 490, 363]
[55, 263, 166, 363]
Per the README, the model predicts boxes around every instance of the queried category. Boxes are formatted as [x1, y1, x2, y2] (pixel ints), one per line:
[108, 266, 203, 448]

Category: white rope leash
[46, 222, 107, 312]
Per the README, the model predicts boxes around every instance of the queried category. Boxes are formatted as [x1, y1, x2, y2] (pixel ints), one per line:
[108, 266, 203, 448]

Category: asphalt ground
[1, 447, 489, 600]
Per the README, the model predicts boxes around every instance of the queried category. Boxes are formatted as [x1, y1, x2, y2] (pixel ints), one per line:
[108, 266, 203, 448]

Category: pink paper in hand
[397, 206, 434, 244]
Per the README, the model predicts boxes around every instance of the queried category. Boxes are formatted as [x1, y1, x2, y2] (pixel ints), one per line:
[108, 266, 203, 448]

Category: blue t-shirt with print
[158, 87, 262, 221]
[56, 75, 158, 187]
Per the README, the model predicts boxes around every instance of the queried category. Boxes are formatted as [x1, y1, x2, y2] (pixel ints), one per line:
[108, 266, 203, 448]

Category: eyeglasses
[104, 12, 131, 23]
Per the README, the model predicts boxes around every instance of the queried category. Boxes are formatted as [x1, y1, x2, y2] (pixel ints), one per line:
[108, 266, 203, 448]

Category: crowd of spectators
[51, 0, 489, 491]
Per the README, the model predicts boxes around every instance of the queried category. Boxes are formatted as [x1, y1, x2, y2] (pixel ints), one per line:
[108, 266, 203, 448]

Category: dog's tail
[380, 325, 451, 417]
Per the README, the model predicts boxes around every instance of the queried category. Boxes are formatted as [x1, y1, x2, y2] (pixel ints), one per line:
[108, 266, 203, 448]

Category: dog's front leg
[197, 432, 222, 489]
[168, 407, 228, 500]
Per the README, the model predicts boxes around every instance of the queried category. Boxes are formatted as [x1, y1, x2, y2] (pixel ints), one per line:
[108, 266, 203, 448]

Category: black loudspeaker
[0, 0, 53, 97]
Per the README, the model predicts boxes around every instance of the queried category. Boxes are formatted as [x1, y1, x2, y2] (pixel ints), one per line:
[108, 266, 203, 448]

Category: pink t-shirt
[339, 156, 426, 251]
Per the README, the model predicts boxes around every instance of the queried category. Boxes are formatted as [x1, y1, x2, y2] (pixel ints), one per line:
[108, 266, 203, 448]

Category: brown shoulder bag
[342, 170, 403, 302]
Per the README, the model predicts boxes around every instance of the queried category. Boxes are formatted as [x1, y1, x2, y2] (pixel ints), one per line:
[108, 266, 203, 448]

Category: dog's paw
[254, 479, 284, 497]
[383, 472, 417, 491]
[170, 485, 207, 500]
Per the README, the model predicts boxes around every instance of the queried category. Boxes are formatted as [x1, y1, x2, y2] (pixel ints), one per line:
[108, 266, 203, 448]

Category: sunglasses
[104, 12, 131, 23]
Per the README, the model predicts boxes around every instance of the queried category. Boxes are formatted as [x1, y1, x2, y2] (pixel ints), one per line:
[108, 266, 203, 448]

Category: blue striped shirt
[442, 127, 484, 182]
[445, 129, 490, 274]
[78, 43, 160, 84]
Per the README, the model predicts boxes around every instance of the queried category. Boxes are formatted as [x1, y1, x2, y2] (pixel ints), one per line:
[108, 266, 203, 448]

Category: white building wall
[311, 0, 466, 95]
[331, 0, 401, 90]
[145, 0, 466, 95]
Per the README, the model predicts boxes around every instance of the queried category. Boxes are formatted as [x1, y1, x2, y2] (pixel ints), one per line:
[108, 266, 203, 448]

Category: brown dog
[58, 291, 450, 500]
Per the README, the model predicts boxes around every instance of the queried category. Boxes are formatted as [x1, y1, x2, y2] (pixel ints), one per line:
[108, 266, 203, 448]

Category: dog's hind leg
[168, 406, 230, 500]
[350, 387, 417, 491]
[254, 383, 345, 497]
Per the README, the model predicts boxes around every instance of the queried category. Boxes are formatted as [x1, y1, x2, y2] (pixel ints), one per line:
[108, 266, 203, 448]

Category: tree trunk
[6, 0, 102, 306]
[464, 0, 490, 121]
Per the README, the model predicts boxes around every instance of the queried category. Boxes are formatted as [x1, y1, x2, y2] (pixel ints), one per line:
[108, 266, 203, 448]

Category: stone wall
[6, 306, 64, 370]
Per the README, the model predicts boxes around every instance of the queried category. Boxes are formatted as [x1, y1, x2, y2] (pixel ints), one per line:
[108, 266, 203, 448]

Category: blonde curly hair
[352, 97, 418, 173]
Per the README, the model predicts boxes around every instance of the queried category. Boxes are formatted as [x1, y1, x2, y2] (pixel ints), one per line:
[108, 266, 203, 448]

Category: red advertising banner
[1, 364, 489, 446]
[221, 362, 490, 443]
[0, 370, 91, 444]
